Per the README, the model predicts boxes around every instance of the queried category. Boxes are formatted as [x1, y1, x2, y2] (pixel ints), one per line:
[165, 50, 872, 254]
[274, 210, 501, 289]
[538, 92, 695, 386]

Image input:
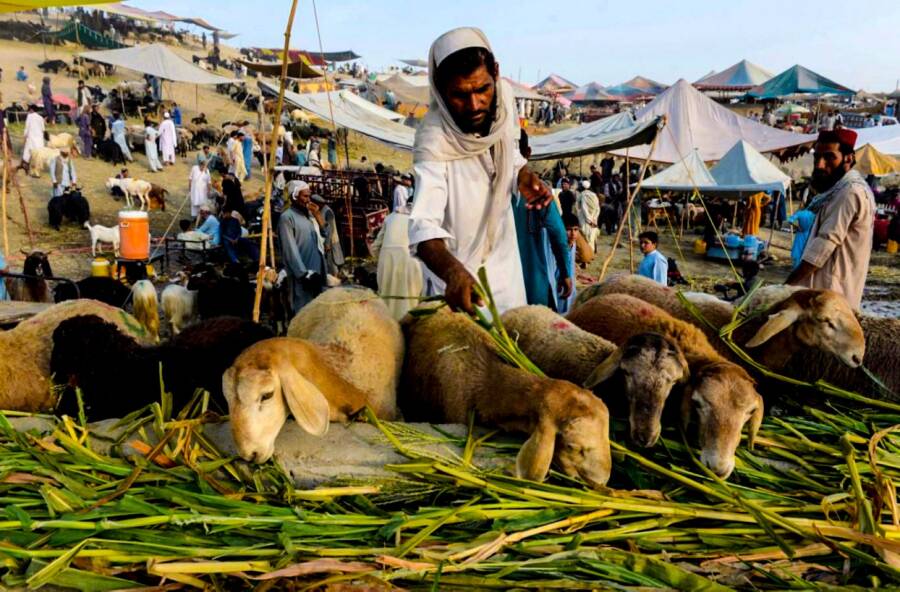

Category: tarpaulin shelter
[694, 60, 773, 91]
[603, 83, 654, 101]
[48, 21, 126, 49]
[640, 149, 717, 191]
[528, 112, 663, 160]
[566, 82, 612, 103]
[709, 140, 792, 194]
[611, 79, 813, 163]
[259, 80, 414, 151]
[177, 17, 221, 32]
[399, 59, 428, 68]
[96, 3, 159, 23]
[0, 0, 108, 11]
[855, 144, 900, 176]
[534, 74, 578, 94]
[503, 78, 547, 103]
[312, 50, 360, 62]
[747, 65, 855, 99]
[375, 73, 430, 105]
[80, 43, 232, 84]
[240, 58, 323, 79]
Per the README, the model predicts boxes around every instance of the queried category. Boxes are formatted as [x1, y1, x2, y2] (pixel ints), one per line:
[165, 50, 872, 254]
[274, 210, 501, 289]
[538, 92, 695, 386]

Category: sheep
[161, 282, 198, 335]
[581, 275, 866, 372]
[502, 305, 689, 448]
[400, 306, 612, 488]
[27, 146, 60, 178]
[568, 293, 763, 479]
[105, 177, 152, 210]
[46, 133, 79, 157]
[0, 300, 148, 412]
[224, 287, 403, 463]
[51, 315, 274, 420]
[84, 221, 120, 257]
[187, 263, 254, 320]
[148, 184, 167, 211]
[5, 249, 53, 303]
[53, 276, 131, 308]
[131, 280, 159, 342]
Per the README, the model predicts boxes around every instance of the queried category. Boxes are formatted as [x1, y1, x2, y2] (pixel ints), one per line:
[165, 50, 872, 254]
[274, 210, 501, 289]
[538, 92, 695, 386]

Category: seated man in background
[196, 205, 221, 247]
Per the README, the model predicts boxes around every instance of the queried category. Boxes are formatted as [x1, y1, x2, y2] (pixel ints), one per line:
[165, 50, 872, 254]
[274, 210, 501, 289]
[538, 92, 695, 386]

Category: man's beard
[810, 167, 847, 193]
[455, 95, 497, 135]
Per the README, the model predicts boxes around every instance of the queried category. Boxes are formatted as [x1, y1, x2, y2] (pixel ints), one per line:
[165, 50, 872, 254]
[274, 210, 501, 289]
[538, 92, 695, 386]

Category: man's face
[566, 227, 578, 245]
[294, 189, 311, 206]
[562, 180, 570, 191]
[441, 63, 497, 134]
[639, 238, 655, 255]
[812, 142, 851, 192]
[199, 210, 209, 221]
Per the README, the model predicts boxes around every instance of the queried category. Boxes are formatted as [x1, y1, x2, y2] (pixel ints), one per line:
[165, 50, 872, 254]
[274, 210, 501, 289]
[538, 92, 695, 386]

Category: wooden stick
[2, 130, 8, 256]
[252, 0, 299, 323]
[597, 132, 659, 283]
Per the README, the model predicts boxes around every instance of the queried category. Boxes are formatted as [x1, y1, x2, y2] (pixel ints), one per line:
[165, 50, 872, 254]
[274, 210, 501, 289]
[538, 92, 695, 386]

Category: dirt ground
[0, 34, 896, 313]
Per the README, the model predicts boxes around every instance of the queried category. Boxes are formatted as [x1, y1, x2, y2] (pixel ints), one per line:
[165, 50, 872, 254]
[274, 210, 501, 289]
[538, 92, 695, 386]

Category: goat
[106, 177, 152, 210]
[5, 250, 53, 303]
[148, 184, 167, 211]
[131, 280, 159, 342]
[187, 263, 254, 320]
[161, 281, 198, 335]
[53, 276, 131, 308]
[84, 221, 120, 257]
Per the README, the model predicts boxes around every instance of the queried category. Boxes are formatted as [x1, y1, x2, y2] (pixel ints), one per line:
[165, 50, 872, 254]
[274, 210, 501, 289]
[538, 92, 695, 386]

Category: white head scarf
[414, 27, 520, 260]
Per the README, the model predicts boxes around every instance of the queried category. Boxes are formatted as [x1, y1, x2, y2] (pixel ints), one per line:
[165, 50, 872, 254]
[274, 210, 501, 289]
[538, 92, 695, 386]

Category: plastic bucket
[693, 239, 707, 254]
[91, 258, 111, 277]
[888, 240, 899, 254]
[119, 211, 150, 260]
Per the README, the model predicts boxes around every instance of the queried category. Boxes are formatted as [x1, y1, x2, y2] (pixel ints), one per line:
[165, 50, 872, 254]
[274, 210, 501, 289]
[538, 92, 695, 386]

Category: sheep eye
[260, 391, 275, 402]
[826, 320, 837, 330]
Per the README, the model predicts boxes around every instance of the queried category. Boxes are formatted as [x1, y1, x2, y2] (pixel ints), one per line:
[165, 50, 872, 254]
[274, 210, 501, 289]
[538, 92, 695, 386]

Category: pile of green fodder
[1, 380, 900, 590]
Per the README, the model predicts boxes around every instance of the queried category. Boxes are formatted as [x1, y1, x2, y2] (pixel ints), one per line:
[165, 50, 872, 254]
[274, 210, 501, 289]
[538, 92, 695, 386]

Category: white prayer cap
[163, 111, 171, 118]
[290, 180, 310, 197]
[431, 27, 491, 69]
[581, 180, 590, 189]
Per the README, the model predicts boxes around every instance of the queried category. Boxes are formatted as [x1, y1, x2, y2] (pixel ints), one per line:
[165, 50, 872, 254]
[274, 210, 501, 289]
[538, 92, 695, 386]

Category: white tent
[639, 149, 717, 192]
[79, 44, 233, 85]
[529, 112, 662, 160]
[612, 79, 812, 163]
[710, 140, 792, 194]
[259, 81, 415, 151]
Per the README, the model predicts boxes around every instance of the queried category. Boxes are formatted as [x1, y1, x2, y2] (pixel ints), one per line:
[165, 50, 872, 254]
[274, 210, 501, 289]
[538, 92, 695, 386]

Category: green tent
[746, 64, 854, 99]
[48, 21, 127, 50]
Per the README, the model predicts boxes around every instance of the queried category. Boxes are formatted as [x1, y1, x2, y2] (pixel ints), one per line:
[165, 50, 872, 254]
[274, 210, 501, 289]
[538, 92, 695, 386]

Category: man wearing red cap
[786, 128, 875, 309]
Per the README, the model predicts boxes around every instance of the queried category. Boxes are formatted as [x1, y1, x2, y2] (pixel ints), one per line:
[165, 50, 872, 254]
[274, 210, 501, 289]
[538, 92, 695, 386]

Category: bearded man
[786, 128, 874, 309]
[409, 27, 553, 313]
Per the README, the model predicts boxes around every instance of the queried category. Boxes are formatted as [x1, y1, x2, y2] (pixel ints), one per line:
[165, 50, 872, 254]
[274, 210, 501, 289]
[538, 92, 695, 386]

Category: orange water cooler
[118, 211, 150, 260]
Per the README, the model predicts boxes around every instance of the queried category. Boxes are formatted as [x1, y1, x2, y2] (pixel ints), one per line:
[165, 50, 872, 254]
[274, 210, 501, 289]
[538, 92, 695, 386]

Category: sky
[132, 0, 900, 92]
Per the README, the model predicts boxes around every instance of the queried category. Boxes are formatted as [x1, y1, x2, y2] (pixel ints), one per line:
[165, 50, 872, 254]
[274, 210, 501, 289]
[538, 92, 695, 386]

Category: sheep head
[745, 289, 865, 368]
[223, 338, 331, 463]
[516, 381, 611, 489]
[681, 362, 763, 479]
[584, 332, 688, 448]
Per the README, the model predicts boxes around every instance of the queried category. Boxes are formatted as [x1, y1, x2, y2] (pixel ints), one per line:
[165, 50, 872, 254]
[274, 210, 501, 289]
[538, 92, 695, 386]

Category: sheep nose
[851, 354, 862, 367]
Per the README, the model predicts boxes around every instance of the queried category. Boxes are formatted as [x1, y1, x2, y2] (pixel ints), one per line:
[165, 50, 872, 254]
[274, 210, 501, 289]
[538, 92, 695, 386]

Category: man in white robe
[158, 112, 177, 166]
[188, 160, 211, 217]
[22, 105, 45, 165]
[408, 27, 552, 313]
[144, 120, 162, 172]
[576, 180, 601, 251]
[377, 213, 423, 320]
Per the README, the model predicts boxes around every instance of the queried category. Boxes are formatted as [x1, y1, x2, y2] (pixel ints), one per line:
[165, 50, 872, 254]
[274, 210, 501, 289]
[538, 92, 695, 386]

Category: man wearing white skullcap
[158, 110, 177, 166]
[408, 27, 553, 313]
[278, 179, 327, 313]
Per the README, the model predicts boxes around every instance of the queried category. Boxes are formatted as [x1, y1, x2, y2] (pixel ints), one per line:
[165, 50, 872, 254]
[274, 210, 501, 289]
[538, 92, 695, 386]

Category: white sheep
[568, 293, 763, 479]
[106, 177, 152, 210]
[223, 287, 403, 463]
[84, 221, 120, 257]
[27, 147, 60, 178]
[161, 283, 198, 335]
[502, 305, 688, 448]
[46, 133, 79, 157]
[131, 280, 159, 343]
[0, 300, 150, 412]
[401, 306, 612, 489]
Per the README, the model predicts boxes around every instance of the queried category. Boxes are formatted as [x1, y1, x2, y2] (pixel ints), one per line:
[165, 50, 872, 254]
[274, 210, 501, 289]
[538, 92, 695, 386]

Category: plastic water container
[119, 211, 150, 260]
[91, 258, 111, 277]
[888, 239, 899, 254]
[724, 233, 742, 249]
[693, 239, 707, 254]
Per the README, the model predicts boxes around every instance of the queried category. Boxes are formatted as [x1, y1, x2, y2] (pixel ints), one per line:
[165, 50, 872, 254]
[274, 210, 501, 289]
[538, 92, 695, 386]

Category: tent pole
[598, 133, 659, 282]
[252, 0, 300, 323]
[767, 191, 780, 245]
[1, 130, 8, 256]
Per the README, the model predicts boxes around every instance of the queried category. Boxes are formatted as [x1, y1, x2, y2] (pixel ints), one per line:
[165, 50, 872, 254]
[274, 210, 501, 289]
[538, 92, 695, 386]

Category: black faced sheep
[51, 315, 274, 420]
[53, 277, 132, 308]
[4, 250, 53, 303]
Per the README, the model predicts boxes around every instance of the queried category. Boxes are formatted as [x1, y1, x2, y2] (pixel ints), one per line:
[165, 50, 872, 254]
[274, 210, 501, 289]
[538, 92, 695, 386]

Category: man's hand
[558, 276, 573, 299]
[517, 167, 553, 210]
[444, 263, 482, 314]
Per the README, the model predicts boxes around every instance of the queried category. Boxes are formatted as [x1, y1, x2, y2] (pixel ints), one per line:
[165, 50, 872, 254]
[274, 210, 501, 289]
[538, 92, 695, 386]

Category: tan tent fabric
[80, 44, 233, 84]
[855, 143, 900, 176]
[240, 58, 323, 80]
[0, 0, 107, 12]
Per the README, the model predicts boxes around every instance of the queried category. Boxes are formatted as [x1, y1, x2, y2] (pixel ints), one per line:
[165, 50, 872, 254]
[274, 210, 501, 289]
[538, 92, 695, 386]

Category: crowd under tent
[610, 79, 813, 163]
[80, 43, 232, 86]
[855, 144, 900, 176]
[533, 73, 578, 94]
[747, 64, 855, 100]
[694, 59, 773, 91]
[240, 57, 323, 79]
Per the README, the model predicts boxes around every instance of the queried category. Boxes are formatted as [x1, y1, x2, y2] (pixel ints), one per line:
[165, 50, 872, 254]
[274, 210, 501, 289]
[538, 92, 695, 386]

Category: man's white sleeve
[409, 160, 452, 248]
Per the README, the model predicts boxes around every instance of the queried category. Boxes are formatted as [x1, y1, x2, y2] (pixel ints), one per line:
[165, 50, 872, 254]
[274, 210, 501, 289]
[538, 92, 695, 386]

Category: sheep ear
[221, 367, 237, 408]
[747, 394, 764, 450]
[583, 349, 623, 390]
[516, 420, 557, 483]
[278, 361, 331, 436]
[745, 306, 801, 347]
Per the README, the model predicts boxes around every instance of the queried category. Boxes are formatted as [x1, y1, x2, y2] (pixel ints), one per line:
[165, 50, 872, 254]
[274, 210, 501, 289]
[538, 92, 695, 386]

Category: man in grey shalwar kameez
[311, 194, 344, 277]
[278, 181, 326, 314]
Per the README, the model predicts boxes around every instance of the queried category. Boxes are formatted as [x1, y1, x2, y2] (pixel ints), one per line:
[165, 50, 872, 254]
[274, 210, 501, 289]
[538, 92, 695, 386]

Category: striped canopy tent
[622, 76, 668, 95]
[566, 82, 612, 103]
[534, 73, 578, 94]
[694, 60, 773, 91]
[603, 83, 654, 102]
[0, 0, 109, 11]
[747, 65, 855, 99]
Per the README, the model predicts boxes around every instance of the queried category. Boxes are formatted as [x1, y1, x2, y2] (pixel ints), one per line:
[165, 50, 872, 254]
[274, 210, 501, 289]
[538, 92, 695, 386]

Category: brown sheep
[568, 294, 763, 479]
[401, 307, 612, 489]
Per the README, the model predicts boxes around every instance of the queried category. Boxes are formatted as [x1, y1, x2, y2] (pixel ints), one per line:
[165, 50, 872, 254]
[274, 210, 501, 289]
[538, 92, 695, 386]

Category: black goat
[5, 250, 53, 302]
[96, 140, 127, 166]
[187, 263, 254, 320]
[48, 188, 90, 230]
[38, 60, 68, 74]
[53, 276, 131, 307]
[51, 315, 274, 420]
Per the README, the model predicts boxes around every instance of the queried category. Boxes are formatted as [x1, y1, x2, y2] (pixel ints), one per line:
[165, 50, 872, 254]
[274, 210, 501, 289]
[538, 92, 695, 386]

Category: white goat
[130, 280, 159, 343]
[161, 283, 198, 335]
[84, 221, 120, 257]
[106, 177, 152, 210]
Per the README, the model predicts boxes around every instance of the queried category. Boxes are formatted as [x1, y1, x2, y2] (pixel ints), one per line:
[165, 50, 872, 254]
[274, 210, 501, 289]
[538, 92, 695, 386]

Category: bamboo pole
[1, 130, 8, 256]
[597, 132, 660, 283]
[252, 0, 299, 323]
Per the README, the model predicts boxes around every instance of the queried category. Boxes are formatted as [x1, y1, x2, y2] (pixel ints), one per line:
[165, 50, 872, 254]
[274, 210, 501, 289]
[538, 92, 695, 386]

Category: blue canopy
[747, 64, 854, 99]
